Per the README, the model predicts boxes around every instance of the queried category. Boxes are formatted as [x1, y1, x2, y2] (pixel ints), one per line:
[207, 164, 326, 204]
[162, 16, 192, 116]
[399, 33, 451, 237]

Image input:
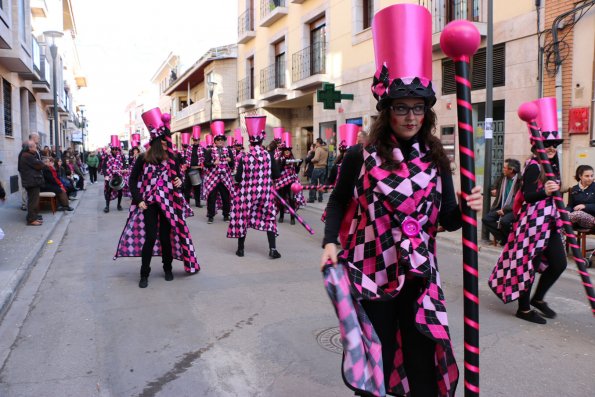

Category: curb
[0, 190, 85, 320]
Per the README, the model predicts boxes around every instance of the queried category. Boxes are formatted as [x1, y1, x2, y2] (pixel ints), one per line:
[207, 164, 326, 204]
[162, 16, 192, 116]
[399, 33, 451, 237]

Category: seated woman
[41, 157, 73, 211]
[56, 158, 77, 198]
[567, 164, 595, 230]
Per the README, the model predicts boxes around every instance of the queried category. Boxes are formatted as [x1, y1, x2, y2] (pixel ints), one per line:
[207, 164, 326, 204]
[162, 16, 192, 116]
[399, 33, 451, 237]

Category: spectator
[567, 165, 595, 230]
[308, 138, 328, 203]
[40, 157, 73, 211]
[56, 158, 77, 198]
[357, 130, 369, 146]
[18, 140, 45, 226]
[86, 151, 99, 184]
[482, 159, 522, 245]
[303, 144, 315, 180]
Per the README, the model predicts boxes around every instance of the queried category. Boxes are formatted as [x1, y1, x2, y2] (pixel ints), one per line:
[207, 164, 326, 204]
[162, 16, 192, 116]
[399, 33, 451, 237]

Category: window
[274, 40, 286, 88]
[442, 43, 505, 95]
[248, 57, 255, 98]
[18, 0, 26, 41]
[310, 17, 326, 76]
[362, 0, 374, 30]
[440, 126, 455, 164]
[3, 79, 12, 137]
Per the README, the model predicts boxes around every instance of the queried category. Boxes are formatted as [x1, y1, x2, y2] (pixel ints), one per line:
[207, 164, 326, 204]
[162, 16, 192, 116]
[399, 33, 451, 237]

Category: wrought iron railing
[419, 0, 485, 33]
[260, 61, 285, 93]
[238, 8, 254, 37]
[32, 35, 41, 73]
[292, 42, 326, 83]
[260, 0, 286, 20]
[237, 77, 254, 103]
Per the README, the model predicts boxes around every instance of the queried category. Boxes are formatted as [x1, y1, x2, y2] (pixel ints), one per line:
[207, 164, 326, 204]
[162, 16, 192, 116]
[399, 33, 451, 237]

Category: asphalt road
[0, 181, 593, 396]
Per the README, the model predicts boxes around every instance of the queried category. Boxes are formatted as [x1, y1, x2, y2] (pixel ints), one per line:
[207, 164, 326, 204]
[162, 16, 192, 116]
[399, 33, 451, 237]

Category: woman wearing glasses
[320, 4, 482, 396]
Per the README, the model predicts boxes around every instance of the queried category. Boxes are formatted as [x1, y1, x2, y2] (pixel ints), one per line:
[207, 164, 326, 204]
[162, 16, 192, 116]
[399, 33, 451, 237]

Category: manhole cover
[316, 327, 342, 354]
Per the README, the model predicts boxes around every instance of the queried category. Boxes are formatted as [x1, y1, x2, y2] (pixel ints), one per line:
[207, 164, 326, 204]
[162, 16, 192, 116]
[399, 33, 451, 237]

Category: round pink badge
[402, 217, 420, 238]
[157, 180, 164, 187]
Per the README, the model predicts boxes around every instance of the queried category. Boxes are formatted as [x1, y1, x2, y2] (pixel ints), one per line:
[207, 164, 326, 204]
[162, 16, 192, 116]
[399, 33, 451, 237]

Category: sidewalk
[0, 188, 85, 319]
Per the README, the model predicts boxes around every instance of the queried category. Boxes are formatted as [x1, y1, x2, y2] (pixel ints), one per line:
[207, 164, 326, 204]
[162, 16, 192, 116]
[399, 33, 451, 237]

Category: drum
[188, 169, 202, 186]
[109, 175, 125, 191]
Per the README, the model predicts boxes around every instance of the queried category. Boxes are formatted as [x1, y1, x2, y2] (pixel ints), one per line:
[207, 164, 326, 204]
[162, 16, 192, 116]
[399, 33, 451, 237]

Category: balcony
[0, 34, 34, 75]
[260, 62, 288, 101]
[291, 0, 306, 3]
[171, 97, 209, 132]
[20, 35, 43, 82]
[32, 56, 51, 93]
[260, 0, 288, 27]
[419, 0, 487, 48]
[238, 8, 256, 44]
[237, 77, 257, 108]
[291, 42, 327, 90]
[31, 0, 49, 17]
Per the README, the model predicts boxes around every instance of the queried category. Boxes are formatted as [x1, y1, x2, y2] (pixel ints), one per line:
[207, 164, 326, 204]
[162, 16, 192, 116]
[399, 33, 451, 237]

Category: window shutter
[442, 59, 456, 95]
[493, 44, 505, 87]
[3, 80, 12, 137]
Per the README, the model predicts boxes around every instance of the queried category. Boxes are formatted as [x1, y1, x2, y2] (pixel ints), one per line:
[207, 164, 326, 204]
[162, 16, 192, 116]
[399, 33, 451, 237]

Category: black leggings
[277, 185, 295, 220]
[89, 167, 98, 183]
[518, 232, 567, 311]
[141, 204, 173, 277]
[104, 185, 122, 207]
[360, 278, 437, 397]
[207, 182, 231, 217]
[238, 232, 276, 250]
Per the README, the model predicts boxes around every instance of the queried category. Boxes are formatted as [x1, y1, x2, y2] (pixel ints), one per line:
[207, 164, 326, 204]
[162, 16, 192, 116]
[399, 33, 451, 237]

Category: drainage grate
[315, 327, 342, 354]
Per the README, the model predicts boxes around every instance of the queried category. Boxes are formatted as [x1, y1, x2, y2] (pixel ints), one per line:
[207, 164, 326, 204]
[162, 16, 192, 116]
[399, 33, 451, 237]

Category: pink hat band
[371, 4, 435, 109]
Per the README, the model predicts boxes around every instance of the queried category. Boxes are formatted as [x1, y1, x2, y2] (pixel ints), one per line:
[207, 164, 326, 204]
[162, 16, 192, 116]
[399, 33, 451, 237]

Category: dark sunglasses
[543, 142, 560, 149]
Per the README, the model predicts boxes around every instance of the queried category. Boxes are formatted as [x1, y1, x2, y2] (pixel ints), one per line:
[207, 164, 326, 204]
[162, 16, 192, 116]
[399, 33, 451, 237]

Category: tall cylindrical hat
[273, 127, 284, 141]
[132, 133, 141, 143]
[181, 132, 191, 146]
[205, 134, 213, 146]
[339, 123, 359, 147]
[245, 116, 266, 142]
[227, 136, 234, 146]
[142, 107, 170, 142]
[192, 125, 201, 140]
[282, 132, 292, 149]
[234, 128, 243, 145]
[211, 120, 225, 137]
[534, 97, 561, 142]
[200, 140, 207, 148]
[110, 135, 119, 147]
[371, 4, 435, 110]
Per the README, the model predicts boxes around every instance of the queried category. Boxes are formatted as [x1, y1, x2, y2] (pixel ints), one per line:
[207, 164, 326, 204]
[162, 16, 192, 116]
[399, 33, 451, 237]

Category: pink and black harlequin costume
[489, 98, 567, 324]
[103, 144, 128, 213]
[275, 134, 305, 225]
[322, 5, 460, 396]
[184, 127, 204, 208]
[114, 108, 200, 288]
[227, 116, 281, 258]
[203, 121, 235, 223]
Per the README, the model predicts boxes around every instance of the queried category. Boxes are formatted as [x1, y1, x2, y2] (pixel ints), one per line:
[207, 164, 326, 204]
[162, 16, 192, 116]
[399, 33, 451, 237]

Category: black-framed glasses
[389, 104, 427, 116]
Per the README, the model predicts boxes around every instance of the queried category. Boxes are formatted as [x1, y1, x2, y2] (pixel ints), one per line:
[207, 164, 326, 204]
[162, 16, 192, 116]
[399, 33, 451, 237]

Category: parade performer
[115, 108, 200, 288]
[203, 121, 235, 224]
[328, 123, 359, 186]
[275, 132, 305, 225]
[227, 115, 281, 259]
[184, 126, 204, 208]
[320, 5, 482, 396]
[489, 98, 567, 324]
[103, 137, 126, 213]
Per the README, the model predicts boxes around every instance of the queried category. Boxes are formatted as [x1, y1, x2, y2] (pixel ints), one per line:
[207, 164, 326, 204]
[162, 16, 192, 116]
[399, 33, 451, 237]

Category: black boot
[139, 277, 148, 288]
[236, 237, 245, 257]
[269, 249, 281, 259]
[117, 200, 123, 211]
[103, 202, 109, 213]
[278, 212, 284, 223]
[164, 271, 173, 281]
[290, 216, 295, 225]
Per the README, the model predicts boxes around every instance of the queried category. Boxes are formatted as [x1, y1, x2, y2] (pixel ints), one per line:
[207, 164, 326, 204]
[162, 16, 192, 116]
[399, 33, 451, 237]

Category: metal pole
[50, 43, 60, 157]
[481, 0, 494, 240]
[81, 109, 85, 163]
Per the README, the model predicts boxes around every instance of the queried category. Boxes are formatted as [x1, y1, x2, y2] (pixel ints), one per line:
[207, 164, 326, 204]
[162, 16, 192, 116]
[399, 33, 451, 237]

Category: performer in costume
[115, 108, 200, 288]
[320, 5, 482, 396]
[488, 98, 567, 324]
[203, 121, 235, 224]
[227, 115, 281, 259]
[275, 133, 305, 225]
[103, 137, 126, 213]
[184, 126, 204, 208]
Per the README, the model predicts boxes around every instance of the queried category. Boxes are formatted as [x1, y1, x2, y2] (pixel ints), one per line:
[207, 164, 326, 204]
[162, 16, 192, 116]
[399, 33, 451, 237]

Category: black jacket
[18, 150, 45, 188]
[567, 183, 595, 215]
[489, 174, 522, 212]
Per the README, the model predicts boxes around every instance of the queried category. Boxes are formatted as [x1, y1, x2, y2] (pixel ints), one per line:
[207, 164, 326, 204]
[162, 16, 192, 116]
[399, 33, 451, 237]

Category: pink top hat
[227, 136, 234, 146]
[339, 124, 359, 147]
[234, 128, 243, 145]
[211, 120, 225, 137]
[143, 142, 150, 149]
[141, 107, 164, 131]
[371, 4, 435, 109]
[533, 97, 561, 140]
[181, 132, 191, 146]
[205, 134, 213, 146]
[200, 140, 207, 148]
[192, 125, 201, 140]
[273, 127, 284, 141]
[110, 135, 119, 147]
[132, 133, 141, 143]
[245, 116, 267, 142]
[282, 132, 292, 148]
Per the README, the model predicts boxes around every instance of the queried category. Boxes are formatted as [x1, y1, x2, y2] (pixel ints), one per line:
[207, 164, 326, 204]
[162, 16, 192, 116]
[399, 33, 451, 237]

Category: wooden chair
[38, 192, 57, 214]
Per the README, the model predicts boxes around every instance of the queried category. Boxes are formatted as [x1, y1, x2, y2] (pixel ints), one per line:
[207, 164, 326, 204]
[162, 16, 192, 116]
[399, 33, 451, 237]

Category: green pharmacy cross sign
[316, 82, 354, 110]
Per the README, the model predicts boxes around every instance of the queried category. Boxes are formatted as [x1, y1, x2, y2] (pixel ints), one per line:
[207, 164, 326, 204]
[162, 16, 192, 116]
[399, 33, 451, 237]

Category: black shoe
[530, 299, 556, 319]
[197, 203, 203, 208]
[117, 205, 123, 211]
[164, 271, 174, 281]
[36, 215, 43, 220]
[21, 205, 27, 211]
[278, 217, 284, 223]
[103, 207, 109, 213]
[307, 199, 315, 203]
[58, 206, 74, 211]
[223, 216, 230, 222]
[236, 249, 244, 257]
[207, 217, 214, 224]
[318, 199, 323, 203]
[290, 218, 295, 225]
[139, 277, 148, 288]
[515, 309, 546, 324]
[269, 249, 281, 259]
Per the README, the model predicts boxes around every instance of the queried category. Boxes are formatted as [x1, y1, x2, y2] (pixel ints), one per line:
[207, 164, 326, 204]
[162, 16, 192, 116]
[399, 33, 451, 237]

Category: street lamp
[208, 81, 217, 123]
[43, 30, 64, 157]
[79, 105, 86, 161]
